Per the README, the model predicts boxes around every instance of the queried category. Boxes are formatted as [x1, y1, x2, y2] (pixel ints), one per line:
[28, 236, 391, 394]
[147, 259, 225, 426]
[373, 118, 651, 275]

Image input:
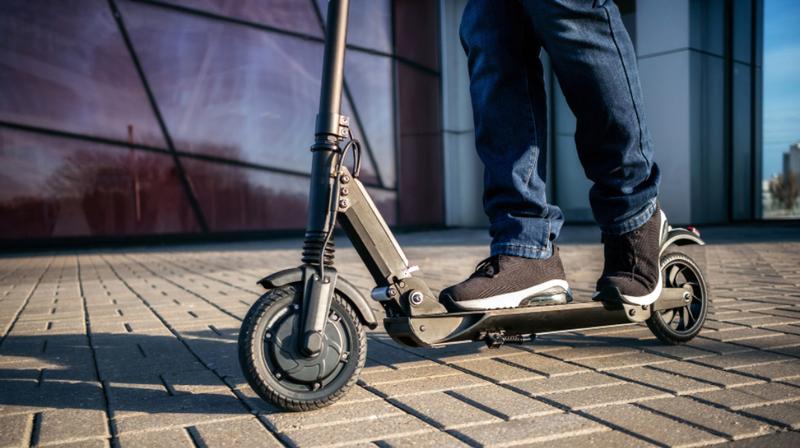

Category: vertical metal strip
[107, 0, 209, 232]
[724, 0, 734, 222]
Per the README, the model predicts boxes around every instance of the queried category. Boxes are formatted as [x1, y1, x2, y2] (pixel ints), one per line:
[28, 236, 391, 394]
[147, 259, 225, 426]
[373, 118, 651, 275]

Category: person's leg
[462, 0, 564, 259]
[519, 0, 664, 304]
[440, 0, 570, 311]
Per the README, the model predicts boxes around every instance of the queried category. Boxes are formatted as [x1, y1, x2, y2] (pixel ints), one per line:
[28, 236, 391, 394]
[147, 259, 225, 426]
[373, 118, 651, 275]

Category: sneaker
[439, 248, 572, 311]
[593, 205, 668, 306]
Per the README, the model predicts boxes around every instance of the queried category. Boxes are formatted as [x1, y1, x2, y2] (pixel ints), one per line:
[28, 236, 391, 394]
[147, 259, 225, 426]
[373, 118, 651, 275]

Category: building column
[439, 0, 487, 227]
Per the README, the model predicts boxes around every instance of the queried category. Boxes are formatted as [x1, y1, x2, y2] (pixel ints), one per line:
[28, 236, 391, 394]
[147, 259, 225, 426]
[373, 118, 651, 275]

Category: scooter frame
[257, 0, 706, 353]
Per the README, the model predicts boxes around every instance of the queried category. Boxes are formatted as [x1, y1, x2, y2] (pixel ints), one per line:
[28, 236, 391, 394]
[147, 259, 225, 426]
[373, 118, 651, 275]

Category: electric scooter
[238, 0, 708, 411]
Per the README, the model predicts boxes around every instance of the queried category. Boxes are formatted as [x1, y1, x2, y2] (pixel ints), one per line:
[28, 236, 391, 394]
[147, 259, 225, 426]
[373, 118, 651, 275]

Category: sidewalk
[1, 225, 799, 447]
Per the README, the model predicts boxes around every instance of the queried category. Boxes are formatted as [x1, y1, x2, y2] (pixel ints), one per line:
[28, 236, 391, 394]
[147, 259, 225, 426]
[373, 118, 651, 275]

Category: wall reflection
[0, 129, 200, 239]
[0, 0, 439, 242]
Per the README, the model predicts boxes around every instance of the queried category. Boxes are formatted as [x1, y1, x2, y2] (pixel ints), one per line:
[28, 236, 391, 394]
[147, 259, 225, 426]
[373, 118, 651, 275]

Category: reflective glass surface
[181, 158, 396, 231]
[315, 0, 393, 53]
[119, 1, 383, 184]
[161, 0, 323, 37]
[346, 51, 396, 187]
[0, 128, 200, 239]
[0, 0, 166, 147]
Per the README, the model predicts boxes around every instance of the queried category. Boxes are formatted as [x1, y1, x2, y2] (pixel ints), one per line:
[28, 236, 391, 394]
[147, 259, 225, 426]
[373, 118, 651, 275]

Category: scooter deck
[384, 288, 688, 348]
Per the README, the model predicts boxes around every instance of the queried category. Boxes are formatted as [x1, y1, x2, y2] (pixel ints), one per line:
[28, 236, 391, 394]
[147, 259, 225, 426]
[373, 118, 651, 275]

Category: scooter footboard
[384, 301, 632, 347]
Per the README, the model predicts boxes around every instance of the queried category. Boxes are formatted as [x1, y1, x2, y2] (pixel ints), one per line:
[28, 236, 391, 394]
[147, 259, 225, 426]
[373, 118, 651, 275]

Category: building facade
[0, 0, 442, 242]
[0, 0, 767, 244]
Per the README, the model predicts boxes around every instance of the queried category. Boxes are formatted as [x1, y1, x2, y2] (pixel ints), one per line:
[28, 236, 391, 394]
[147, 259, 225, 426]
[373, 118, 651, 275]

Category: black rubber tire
[238, 284, 366, 411]
[646, 252, 708, 345]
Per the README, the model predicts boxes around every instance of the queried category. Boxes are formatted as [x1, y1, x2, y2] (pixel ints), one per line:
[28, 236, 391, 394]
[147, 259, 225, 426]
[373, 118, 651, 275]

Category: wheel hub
[268, 308, 347, 384]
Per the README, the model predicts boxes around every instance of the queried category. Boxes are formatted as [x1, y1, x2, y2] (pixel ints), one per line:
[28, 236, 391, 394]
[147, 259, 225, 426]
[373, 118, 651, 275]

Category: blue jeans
[461, 0, 660, 259]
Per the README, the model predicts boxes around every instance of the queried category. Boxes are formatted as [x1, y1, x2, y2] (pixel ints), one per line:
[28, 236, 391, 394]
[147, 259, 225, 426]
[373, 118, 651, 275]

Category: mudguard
[258, 267, 378, 329]
[660, 227, 705, 256]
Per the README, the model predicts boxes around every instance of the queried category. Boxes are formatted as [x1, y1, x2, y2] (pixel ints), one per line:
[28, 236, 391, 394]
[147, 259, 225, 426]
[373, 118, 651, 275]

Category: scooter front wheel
[646, 252, 708, 344]
[238, 285, 366, 411]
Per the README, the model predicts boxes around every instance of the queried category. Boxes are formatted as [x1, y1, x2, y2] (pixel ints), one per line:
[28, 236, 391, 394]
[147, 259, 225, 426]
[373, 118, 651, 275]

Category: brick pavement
[1, 225, 800, 447]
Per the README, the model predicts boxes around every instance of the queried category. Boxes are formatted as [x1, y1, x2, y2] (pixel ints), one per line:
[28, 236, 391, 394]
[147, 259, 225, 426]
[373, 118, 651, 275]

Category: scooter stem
[315, 0, 350, 140]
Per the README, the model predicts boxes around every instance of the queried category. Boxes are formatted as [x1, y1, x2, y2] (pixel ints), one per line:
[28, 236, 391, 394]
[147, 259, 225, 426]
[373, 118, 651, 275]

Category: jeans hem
[491, 242, 553, 259]
[601, 199, 657, 235]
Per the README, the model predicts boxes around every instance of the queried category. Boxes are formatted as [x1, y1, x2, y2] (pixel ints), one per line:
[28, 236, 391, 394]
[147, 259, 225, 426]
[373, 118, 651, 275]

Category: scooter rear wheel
[646, 252, 708, 344]
[238, 285, 366, 411]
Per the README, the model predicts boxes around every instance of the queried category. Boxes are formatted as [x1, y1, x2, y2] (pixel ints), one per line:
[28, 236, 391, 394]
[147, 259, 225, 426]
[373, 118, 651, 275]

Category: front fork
[299, 149, 447, 356]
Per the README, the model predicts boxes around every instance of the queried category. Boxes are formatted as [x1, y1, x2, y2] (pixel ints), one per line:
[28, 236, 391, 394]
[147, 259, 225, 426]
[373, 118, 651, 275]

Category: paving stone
[512, 371, 623, 396]
[361, 364, 462, 385]
[281, 414, 433, 448]
[548, 345, 638, 361]
[736, 333, 800, 349]
[688, 338, 754, 354]
[544, 383, 670, 410]
[393, 391, 501, 429]
[640, 342, 717, 360]
[191, 416, 282, 447]
[446, 385, 559, 420]
[741, 401, 800, 429]
[0, 413, 31, 447]
[521, 428, 656, 447]
[720, 430, 800, 448]
[114, 393, 248, 434]
[450, 412, 606, 447]
[691, 351, 793, 370]
[585, 404, 725, 446]
[37, 409, 108, 445]
[692, 382, 800, 410]
[572, 351, 672, 371]
[639, 396, 774, 439]
[650, 361, 764, 388]
[46, 438, 109, 448]
[366, 373, 488, 398]
[497, 353, 588, 377]
[266, 399, 402, 432]
[734, 359, 800, 381]
[453, 358, 544, 383]
[611, 366, 720, 395]
[117, 427, 193, 448]
[376, 430, 470, 447]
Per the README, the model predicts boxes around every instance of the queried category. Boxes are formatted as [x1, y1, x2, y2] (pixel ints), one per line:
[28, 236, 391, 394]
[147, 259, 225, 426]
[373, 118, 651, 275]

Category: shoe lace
[472, 255, 500, 278]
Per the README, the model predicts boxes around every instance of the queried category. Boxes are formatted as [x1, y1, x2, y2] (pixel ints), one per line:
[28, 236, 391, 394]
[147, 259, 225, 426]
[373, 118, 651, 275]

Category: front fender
[660, 227, 705, 256]
[258, 267, 378, 329]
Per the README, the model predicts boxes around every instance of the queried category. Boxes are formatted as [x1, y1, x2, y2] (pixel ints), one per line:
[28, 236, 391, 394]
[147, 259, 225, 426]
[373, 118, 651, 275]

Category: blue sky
[763, 0, 800, 179]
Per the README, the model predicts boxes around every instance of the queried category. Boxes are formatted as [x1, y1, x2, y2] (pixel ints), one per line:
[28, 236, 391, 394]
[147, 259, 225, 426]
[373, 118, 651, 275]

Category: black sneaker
[439, 248, 572, 311]
[593, 205, 668, 306]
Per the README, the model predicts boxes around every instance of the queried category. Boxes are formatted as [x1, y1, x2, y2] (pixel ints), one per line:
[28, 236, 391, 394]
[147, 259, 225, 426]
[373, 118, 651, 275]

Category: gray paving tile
[585, 404, 725, 447]
[638, 396, 774, 439]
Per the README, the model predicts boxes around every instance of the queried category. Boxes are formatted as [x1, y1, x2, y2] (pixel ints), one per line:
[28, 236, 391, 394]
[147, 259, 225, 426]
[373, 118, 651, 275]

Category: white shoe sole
[592, 209, 668, 307]
[453, 279, 571, 311]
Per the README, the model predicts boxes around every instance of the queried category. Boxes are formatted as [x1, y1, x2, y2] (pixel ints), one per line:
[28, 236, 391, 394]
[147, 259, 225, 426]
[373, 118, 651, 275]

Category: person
[440, 0, 666, 311]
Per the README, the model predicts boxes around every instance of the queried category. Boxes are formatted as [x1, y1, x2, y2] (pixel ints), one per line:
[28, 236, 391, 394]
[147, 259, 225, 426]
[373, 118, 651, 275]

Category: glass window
[160, 0, 323, 37]
[0, 0, 166, 147]
[762, 0, 800, 218]
[346, 51, 396, 187]
[180, 157, 397, 231]
[0, 128, 201, 239]
[315, 0, 393, 53]
[119, 1, 384, 186]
